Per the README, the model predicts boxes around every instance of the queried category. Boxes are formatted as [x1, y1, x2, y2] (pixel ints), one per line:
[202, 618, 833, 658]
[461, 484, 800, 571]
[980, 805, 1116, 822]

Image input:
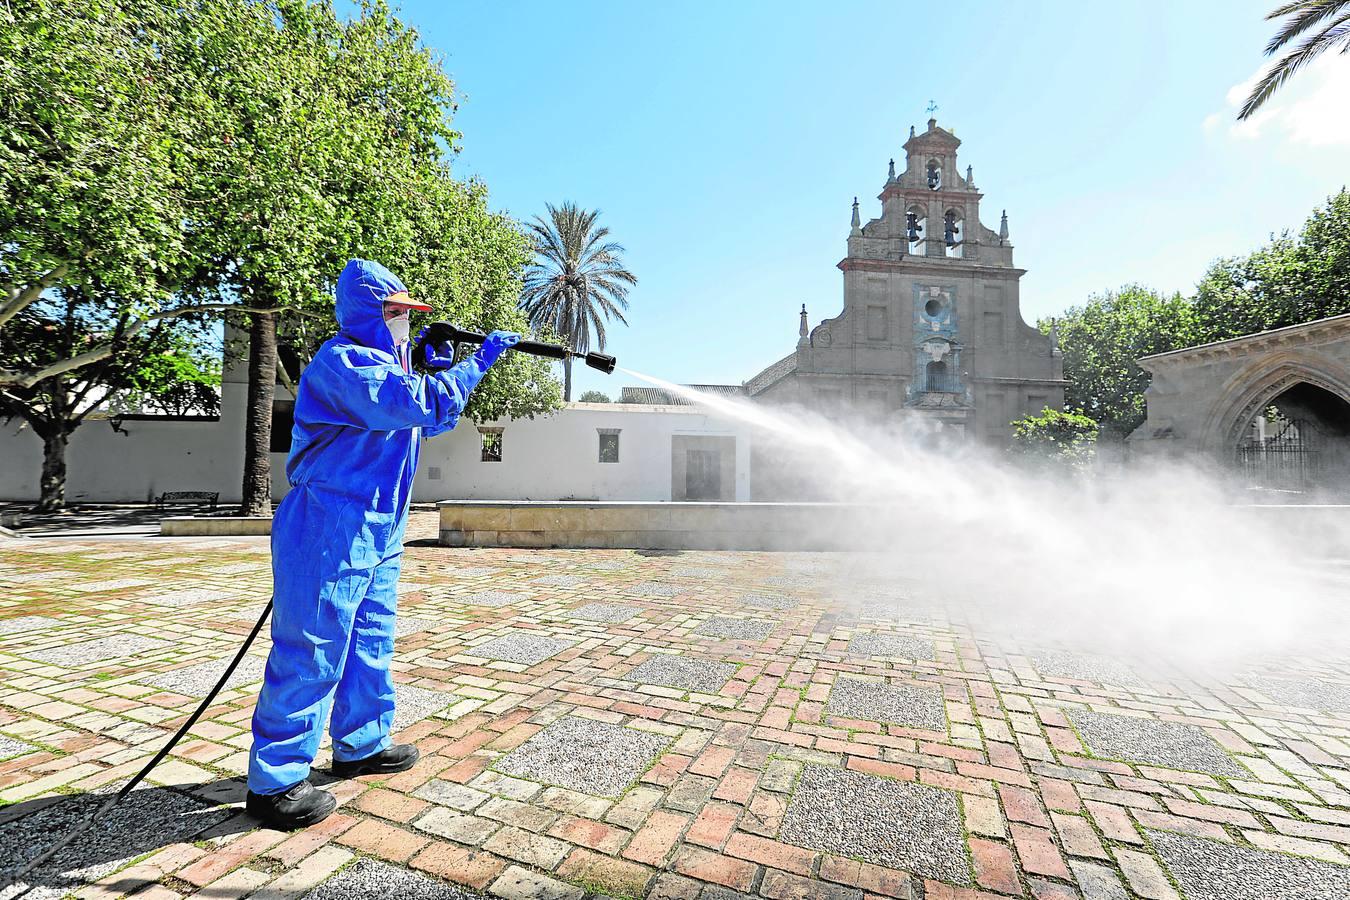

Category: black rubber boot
[331, 743, 420, 778]
[245, 780, 337, 830]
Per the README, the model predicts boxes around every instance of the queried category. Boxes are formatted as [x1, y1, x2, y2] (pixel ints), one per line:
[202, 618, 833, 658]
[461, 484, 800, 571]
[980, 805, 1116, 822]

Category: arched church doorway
[1236, 381, 1350, 497]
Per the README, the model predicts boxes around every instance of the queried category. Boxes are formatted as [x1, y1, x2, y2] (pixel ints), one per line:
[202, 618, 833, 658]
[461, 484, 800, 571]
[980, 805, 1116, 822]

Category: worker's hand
[477, 330, 521, 367]
[416, 327, 458, 370]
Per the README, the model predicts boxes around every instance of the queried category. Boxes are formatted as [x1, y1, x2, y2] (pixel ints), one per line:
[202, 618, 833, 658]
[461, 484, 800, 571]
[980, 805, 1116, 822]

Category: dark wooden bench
[157, 490, 220, 512]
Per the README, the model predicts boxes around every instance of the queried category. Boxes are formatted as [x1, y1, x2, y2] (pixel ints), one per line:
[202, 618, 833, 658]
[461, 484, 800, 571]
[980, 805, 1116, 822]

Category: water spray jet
[613, 368, 1350, 672]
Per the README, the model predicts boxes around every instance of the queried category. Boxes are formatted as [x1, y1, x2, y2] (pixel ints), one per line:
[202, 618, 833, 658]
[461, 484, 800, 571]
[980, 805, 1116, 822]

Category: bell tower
[746, 118, 1063, 447]
[860, 118, 1012, 267]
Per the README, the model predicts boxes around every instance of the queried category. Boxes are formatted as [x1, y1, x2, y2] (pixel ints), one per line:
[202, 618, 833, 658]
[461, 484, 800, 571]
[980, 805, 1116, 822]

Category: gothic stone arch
[1131, 315, 1350, 462]
[1202, 354, 1350, 455]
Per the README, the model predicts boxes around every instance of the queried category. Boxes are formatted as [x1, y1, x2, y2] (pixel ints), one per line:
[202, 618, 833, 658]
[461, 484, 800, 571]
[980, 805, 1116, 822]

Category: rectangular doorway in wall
[670, 435, 736, 501]
[270, 401, 295, 453]
[686, 449, 721, 500]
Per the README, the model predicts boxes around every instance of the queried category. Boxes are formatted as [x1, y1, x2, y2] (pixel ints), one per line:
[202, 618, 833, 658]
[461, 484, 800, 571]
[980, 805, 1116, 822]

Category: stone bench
[157, 490, 220, 512]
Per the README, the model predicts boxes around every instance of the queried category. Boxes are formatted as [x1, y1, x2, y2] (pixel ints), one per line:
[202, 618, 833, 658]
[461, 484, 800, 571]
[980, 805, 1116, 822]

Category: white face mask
[386, 313, 410, 345]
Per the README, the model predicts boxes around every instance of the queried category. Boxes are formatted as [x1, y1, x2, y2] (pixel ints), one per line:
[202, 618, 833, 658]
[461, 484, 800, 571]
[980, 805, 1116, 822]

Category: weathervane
[926, 100, 938, 117]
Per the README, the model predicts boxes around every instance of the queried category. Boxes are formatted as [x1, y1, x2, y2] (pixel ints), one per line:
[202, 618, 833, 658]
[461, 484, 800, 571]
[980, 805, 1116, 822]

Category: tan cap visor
[383, 291, 433, 312]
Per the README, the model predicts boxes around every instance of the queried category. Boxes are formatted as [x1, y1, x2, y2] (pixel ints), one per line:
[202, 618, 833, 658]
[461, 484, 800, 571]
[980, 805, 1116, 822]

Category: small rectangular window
[479, 428, 503, 462]
[598, 429, 620, 463]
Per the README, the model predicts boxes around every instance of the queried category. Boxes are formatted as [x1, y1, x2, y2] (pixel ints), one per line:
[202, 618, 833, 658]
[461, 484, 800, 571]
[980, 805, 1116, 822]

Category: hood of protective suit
[336, 259, 405, 355]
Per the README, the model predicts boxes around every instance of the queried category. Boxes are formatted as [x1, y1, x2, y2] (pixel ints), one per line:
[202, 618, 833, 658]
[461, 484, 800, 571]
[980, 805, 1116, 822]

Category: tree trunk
[563, 354, 573, 402]
[37, 429, 69, 512]
[241, 310, 277, 516]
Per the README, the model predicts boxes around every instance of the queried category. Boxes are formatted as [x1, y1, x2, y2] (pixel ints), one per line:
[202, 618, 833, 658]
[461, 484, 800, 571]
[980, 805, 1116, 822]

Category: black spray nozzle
[584, 351, 617, 374]
[414, 321, 616, 375]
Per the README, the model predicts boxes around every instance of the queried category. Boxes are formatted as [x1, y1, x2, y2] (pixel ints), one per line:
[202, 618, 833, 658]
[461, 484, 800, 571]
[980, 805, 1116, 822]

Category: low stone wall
[438, 501, 874, 551]
[161, 516, 273, 536]
[439, 500, 1350, 553]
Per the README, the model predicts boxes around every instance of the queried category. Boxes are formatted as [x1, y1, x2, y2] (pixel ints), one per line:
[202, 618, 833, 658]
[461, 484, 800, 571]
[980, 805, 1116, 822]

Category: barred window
[479, 427, 503, 462]
[598, 429, 620, 463]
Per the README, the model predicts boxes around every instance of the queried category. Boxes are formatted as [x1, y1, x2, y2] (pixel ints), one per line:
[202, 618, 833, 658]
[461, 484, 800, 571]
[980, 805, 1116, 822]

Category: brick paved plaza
[2, 519, 1350, 900]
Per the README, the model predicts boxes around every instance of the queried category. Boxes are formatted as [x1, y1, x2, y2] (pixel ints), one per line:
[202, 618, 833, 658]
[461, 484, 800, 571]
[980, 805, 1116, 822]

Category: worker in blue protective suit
[245, 258, 519, 829]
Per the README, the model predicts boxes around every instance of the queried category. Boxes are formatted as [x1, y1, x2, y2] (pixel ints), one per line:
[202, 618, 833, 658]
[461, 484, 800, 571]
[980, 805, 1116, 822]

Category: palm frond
[1263, 0, 1348, 54]
[517, 202, 636, 393]
[1240, 9, 1350, 119]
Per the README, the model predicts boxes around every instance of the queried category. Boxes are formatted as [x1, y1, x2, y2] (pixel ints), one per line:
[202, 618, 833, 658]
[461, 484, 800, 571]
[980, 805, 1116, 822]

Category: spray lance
[412, 322, 617, 375]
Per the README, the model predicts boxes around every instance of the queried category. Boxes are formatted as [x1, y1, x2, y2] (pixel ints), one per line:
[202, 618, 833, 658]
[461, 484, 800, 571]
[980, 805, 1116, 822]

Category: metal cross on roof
[926, 100, 938, 116]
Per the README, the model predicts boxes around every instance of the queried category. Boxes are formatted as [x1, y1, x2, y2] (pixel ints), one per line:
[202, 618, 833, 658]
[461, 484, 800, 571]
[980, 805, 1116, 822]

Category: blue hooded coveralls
[248, 259, 490, 795]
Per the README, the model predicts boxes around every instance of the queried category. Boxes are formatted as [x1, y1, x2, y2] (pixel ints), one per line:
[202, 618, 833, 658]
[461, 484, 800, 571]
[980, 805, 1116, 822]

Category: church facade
[743, 119, 1065, 442]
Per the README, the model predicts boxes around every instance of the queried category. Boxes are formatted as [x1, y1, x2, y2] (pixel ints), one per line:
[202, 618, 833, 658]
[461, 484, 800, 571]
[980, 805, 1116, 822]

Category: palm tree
[520, 203, 636, 400]
[1240, 0, 1350, 120]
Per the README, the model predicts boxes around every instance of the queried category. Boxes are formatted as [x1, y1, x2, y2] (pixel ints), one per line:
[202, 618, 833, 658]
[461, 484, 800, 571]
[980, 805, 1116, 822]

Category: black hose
[0, 599, 275, 897]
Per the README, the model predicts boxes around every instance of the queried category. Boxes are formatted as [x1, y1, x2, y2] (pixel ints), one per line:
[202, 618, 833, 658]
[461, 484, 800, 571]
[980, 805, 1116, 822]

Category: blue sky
[367, 1, 1350, 398]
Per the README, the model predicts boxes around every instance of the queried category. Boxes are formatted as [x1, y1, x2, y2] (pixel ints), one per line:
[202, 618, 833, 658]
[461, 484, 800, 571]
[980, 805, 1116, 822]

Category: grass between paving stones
[950, 791, 980, 888]
[252, 855, 289, 876]
[763, 752, 807, 795]
[160, 874, 197, 894]
[564, 873, 643, 900]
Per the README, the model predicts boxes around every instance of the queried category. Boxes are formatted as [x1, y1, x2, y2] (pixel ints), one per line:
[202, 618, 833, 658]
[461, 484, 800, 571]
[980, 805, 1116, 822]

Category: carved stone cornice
[1139, 313, 1350, 373]
[837, 256, 1024, 278]
[879, 185, 982, 204]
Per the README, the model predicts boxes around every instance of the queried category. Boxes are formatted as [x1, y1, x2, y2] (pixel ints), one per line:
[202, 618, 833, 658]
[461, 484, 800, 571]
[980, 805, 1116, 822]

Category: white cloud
[1209, 55, 1350, 147]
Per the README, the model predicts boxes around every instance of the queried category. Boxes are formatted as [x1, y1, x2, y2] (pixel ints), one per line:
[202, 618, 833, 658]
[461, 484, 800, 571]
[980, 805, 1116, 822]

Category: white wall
[418, 403, 753, 502]
[0, 382, 289, 504]
[0, 393, 753, 504]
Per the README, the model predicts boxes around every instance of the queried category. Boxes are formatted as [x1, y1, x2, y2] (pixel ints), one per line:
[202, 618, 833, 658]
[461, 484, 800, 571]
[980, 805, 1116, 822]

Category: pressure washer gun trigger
[412, 321, 459, 373]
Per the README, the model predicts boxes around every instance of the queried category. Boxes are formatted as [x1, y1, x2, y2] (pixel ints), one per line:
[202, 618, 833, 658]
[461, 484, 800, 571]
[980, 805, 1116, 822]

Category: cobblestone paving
[780, 762, 969, 883]
[825, 677, 948, 732]
[848, 632, 937, 661]
[1067, 709, 1247, 777]
[623, 655, 739, 694]
[693, 617, 775, 641]
[1, 532, 1349, 900]
[302, 857, 482, 900]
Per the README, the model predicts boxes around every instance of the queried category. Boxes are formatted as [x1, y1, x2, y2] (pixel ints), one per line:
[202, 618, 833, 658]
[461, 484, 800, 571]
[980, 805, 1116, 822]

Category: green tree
[1009, 408, 1099, 470]
[520, 203, 636, 401]
[1193, 189, 1350, 342]
[1043, 286, 1197, 440]
[579, 390, 611, 403]
[3, 0, 560, 513]
[0, 296, 219, 509]
[179, 0, 433, 515]
[177, 0, 557, 512]
[0, 0, 253, 388]
[1240, 1, 1350, 120]
[127, 337, 222, 417]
